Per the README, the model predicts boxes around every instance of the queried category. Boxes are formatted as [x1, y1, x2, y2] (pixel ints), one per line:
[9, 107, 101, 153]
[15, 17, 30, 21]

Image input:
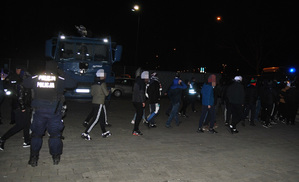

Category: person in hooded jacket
[81, 69, 111, 140]
[165, 77, 187, 128]
[226, 76, 245, 134]
[146, 72, 162, 128]
[197, 74, 218, 133]
[132, 71, 149, 136]
[244, 78, 258, 126]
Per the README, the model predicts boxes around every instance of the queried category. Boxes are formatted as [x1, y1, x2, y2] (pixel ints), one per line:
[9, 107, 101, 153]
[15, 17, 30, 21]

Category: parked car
[111, 78, 135, 97]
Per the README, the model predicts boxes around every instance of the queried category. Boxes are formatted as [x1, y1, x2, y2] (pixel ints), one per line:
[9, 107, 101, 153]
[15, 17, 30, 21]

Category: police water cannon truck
[45, 26, 122, 99]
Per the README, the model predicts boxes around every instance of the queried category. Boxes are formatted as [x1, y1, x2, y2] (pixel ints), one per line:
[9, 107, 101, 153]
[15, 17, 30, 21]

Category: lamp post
[132, 5, 140, 66]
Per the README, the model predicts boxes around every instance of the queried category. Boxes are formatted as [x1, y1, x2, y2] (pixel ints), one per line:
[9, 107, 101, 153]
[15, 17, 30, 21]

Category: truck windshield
[59, 42, 109, 62]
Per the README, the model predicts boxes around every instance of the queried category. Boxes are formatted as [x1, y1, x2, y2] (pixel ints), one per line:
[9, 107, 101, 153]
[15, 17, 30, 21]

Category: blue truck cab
[45, 32, 122, 99]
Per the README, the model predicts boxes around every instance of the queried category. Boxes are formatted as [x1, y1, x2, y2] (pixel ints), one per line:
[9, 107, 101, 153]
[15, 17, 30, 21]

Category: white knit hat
[141, 71, 149, 79]
[234, 76, 242, 82]
[96, 69, 105, 77]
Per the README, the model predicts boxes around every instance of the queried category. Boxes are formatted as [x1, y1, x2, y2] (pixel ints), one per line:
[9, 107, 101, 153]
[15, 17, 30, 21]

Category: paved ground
[0, 96, 299, 182]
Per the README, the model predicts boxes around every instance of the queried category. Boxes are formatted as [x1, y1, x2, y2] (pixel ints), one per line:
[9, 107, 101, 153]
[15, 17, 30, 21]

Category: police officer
[22, 61, 77, 167]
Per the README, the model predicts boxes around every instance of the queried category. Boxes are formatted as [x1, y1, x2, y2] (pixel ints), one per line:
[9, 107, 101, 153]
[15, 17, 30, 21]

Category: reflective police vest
[33, 73, 59, 102]
[189, 82, 196, 95]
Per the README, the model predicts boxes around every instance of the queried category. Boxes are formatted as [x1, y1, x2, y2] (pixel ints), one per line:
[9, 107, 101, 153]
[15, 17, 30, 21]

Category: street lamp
[132, 4, 141, 66]
[132, 5, 139, 11]
[216, 16, 221, 21]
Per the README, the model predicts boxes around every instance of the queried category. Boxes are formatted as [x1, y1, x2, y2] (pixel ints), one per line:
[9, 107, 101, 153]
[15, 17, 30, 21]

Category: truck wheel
[113, 90, 122, 97]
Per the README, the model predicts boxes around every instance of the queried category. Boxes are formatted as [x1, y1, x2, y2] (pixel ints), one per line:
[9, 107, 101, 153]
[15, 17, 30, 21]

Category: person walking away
[165, 77, 187, 128]
[244, 78, 258, 126]
[226, 76, 245, 134]
[197, 74, 218, 133]
[4, 66, 24, 124]
[278, 82, 290, 123]
[81, 69, 111, 140]
[132, 71, 149, 136]
[0, 73, 32, 150]
[0, 69, 8, 124]
[146, 72, 162, 128]
[284, 81, 299, 125]
[179, 80, 190, 117]
[260, 80, 277, 128]
[22, 61, 77, 167]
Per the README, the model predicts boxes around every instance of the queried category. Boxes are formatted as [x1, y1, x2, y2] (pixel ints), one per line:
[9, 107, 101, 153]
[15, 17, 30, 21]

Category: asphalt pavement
[0, 96, 299, 182]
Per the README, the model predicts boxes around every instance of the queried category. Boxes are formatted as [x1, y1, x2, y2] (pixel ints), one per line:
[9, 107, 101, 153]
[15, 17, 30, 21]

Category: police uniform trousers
[30, 109, 64, 157]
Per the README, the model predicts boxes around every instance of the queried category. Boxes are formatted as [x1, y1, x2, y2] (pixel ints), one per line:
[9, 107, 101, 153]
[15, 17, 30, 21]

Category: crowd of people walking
[0, 65, 298, 167]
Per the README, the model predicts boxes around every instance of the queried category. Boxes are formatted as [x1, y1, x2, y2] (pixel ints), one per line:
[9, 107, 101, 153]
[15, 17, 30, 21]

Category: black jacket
[245, 84, 258, 105]
[147, 79, 161, 104]
[226, 81, 245, 105]
[132, 76, 146, 103]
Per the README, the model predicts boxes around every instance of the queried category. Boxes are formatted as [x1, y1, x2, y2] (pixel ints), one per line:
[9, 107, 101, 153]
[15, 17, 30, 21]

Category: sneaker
[270, 121, 277, 125]
[149, 124, 157, 128]
[102, 131, 112, 138]
[209, 129, 218, 134]
[197, 128, 204, 133]
[143, 119, 148, 124]
[132, 130, 143, 136]
[105, 123, 112, 127]
[263, 123, 271, 128]
[213, 123, 218, 129]
[231, 128, 239, 134]
[52, 155, 60, 165]
[81, 133, 91, 140]
[165, 125, 172, 128]
[23, 142, 30, 148]
[0, 140, 5, 151]
[28, 155, 38, 167]
[82, 121, 88, 127]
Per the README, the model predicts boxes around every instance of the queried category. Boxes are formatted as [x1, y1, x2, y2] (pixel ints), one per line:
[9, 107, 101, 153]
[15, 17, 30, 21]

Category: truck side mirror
[113, 45, 123, 63]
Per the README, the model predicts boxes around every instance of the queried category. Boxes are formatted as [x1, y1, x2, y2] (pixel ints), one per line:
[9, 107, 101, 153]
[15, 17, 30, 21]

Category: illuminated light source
[216, 16, 221, 21]
[103, 38, 108, 43]
[132, 5, 140, 11]
[60, 35, 66, 39]
[289, 67, 296, 73]
[75, 89, 90, 93]
[4, 89, 11, 96]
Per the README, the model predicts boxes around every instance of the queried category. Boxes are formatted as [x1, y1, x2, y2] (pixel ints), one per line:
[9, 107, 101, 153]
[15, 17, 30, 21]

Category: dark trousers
[1, 109, 31, 143]
[133, 102, 143, 131]
[244, 103, 256, 123]
[30, 109, 64, 156]
[85, 104, 107, 124]
[179, 97, 190, 115]
[231, 104, 244, 128]
[198, 105, 215, 129]
[261, 104, 273, 125]
[85, 104, 106, 133]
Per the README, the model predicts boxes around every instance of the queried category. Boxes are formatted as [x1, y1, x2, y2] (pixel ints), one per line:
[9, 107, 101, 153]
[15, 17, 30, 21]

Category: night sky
[2, 1, 298, 74]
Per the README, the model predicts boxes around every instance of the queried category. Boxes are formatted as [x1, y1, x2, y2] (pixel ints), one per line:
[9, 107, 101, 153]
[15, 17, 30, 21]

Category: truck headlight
[4, 89, 12, 96]
[75, 89, 90, 93]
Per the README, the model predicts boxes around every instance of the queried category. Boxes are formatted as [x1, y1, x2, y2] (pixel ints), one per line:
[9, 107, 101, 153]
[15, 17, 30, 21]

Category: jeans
[198, 105, 215, 129]
[166, 102, 180, 126]
[147, 103, 160, 124]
